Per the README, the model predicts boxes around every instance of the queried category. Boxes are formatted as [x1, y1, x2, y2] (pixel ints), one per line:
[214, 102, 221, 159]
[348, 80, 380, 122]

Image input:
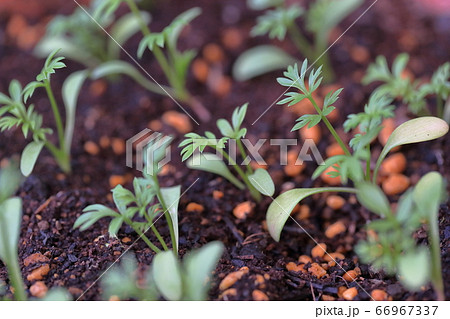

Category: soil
[0, 0, 449, 301]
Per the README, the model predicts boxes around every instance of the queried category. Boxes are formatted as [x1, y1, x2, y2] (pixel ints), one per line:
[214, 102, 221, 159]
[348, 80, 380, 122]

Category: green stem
[122, 216, 161, 253]
[237, 139, 253, 175]
[125, 0, 174, 86]
[365, 144, 371, 182]
[44, 141, 71, 174]
[218, 149, 261, 202]
[43, 80, 65, 152]
[288, 24, 313, 58]
[308, 96, 351, 156]
[429, 218, 444, 300]
[436, 97, 444, 119]
[152, 177, 177, 256]
[150, 224, 169, 251]
[6, 256, 26, 301]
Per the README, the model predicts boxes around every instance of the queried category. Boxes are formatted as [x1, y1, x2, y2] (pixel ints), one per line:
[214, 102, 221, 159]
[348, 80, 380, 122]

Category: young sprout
[356, 172, 446, 300]
[74, 137, 181, 255]
[102, 241, 224, 301]
[234, 0, 363, 82]
[0, 162, 26, 301]
[266, 61, 449, 247]
[363, 53, 450, 117]
[41, 0, 209, 121]
[0, 50, 86, 176]
[179, 104, 275, 202]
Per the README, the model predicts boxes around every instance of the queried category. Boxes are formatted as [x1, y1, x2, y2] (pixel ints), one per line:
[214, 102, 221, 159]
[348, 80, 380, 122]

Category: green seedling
[102, 241, 224, 300]
[0, 162, 71, 301]
[265, 60, 448, 251]
[179, 104, 275, 202]
[356, 172, 447, 300]
[233, 0, 363, 82]
[363, 53, 450, 118]
[0, 162, 26, 301]
[38, 0, 209, 121]
[0, 50, 86, 175]
[74, 137, 181, 255]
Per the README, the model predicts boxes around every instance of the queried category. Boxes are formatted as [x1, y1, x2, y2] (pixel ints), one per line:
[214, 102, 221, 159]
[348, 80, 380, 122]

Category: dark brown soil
[0, 0, 449, 301]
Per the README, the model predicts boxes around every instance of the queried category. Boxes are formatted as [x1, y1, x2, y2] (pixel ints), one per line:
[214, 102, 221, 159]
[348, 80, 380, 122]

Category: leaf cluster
[251, 5, 303, 40]
[363, 53, 450, 115]
[102, 241, 224, 301]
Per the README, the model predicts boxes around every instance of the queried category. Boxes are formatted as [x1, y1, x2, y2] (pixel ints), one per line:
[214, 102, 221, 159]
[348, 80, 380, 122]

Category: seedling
[37, 0, 209, 121]
[179, 104, 275, 202]
[265, 61, 448, 296]
[363, 53, 450, 118]
[233, 0, 363, 82]
[356, 172, 446, 300]
[0, 162, 26, 301]
[0, 50, 86, 176]
[102, 241, 224, 300]
[74, 137, 181, 255]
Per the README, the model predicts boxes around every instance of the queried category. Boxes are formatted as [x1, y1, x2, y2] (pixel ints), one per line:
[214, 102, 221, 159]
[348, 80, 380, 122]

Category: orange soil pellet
[299, 125, 321, 144]
[337, 286, 347, 298]
[321, 166, 341, 186]
[192, 58, 209, 83]
[211, 75, 232, 97]
[379, 118, 396, 146]
[89, 79, 107, 97]
[326, 195, 346, 210]
[371, 289, 388, 301]
[286, 262, 306, 273]
[322, 295, 335, 301]
[343, 287, 358, 300]
[296, 205, 310, 220]
[220, 288, 237, 298]
[111, 138, 125, 155]
[24, 253, 49, 267]
[350, 45, 370, 64]
[308, 263, 327, 278]
[121, 237, 132, 244]
[298, 255, 312, 264]
[213, 190, 224, 200]
[203, 43, 225, 63]
[325, 220, 346, 238]
[233, 201, 253, 219]
[29, 281, 48, 298]
[311, 243, 327, 258]
[222, 28, 243, 50]
[219, 267, 249, 290]
[109, 175, 126, 188]
[84, 141, 100, 156]
[382, 174, 410, 195]
[381, 153, 407, 175]
[186, 202, 205, 213]
[27, 264, 50, 281]
[162, 110, 192, 134]
[326, 143, 346, 157]
[252, 289, 269, 301]
[343, 270, 358, 282]
[323, 252, 346, 262]
[284, 150, 305, 177]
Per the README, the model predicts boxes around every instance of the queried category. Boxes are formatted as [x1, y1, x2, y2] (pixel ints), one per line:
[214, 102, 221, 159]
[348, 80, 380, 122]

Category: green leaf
[34, 37, 100, 69]
[249, 168, 275, 196]
[412, 172, 445, 220]
[216, 119, 234, 137]
[109, 11, 151, 59]
[41, 288, 72, 301]
[392, 53, 409, 78]
[160, 185, 181, 252]
[91, 60, 167, 95]
[62, 70, 88, 155]
[0, 197, 22, 262]
[232, 103, 248, 130]
[247, 0, 283, 10]
[20, 141, 44, 176]
[74, 204, 119, 231]
[0, 163, 22, 203]
[398, 248, 430, 291]
[166, 7, 201, 48]
[374, 117, 449, 181]
[356, 182, 392, 217]
[183, 241, 224, 300]
[233, 45, 296, 81]
[187, 153, 245, 190]
[108, 217, 124, 237]
[267, 187, 355, 241]
[152, 251, 183, 301]
[251, 5, 303, 40]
